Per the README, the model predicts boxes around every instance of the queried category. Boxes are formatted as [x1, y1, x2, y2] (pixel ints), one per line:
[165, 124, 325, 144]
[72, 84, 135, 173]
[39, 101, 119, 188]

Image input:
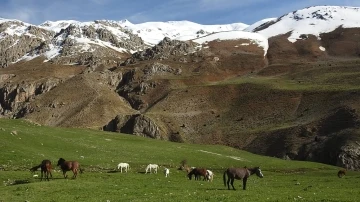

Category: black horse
[223, 166, 263, 190]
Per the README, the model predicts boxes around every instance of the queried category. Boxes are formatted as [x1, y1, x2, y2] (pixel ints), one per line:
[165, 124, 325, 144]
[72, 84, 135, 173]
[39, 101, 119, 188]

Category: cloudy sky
[0, 0, 359, 25]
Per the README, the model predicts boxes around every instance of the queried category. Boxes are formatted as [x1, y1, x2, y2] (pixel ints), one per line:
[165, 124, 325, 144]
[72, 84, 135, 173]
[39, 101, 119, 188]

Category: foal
[206, 169, 214, 182]
[164, 168, 170, 177]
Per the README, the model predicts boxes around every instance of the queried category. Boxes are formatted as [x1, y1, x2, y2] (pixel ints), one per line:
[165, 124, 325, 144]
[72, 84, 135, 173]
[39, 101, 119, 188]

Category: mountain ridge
[1, 5, 360, 170]
[1, 6, 360, 67]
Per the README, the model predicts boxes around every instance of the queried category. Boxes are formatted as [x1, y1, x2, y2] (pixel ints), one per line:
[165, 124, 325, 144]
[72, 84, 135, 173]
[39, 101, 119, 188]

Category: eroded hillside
[1, 6, 360, 170]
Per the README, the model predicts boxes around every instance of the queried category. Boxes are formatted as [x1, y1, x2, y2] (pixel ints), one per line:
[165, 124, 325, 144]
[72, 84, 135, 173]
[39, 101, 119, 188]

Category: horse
[187, 168, 207, 180]
[145, 164, 159, 174]
[57, 158, 83, 179]
[338, 169, 346, 178]
[117, 163, 130, 173]
[164, 168, 170, 177]
[30, 159, 53, 181]
[206, 169, 214, 182]
[223, 166, 263, 190]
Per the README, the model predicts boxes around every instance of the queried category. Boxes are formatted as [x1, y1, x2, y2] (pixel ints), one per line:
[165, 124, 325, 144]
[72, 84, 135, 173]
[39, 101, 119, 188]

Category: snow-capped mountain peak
[254, 6, 360, 42]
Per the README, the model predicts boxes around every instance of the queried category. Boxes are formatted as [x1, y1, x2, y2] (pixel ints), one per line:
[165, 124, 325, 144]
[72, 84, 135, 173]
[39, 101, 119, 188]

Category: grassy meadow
[0, 119, 359, 202]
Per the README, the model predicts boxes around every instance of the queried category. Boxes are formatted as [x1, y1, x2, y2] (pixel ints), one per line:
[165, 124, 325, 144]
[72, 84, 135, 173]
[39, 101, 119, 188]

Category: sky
[1, 0, 360, 25]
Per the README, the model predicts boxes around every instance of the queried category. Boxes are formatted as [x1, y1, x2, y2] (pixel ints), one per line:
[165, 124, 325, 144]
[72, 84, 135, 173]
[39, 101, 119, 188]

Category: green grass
[0, 119, 359, 202]
[208, 63, 360, 92]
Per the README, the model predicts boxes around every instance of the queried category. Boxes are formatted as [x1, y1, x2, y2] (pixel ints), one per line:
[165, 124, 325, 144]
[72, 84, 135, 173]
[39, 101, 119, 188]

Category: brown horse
[338, 169, 346, 178]
[30, 159, 53, 181]
[223, 166, 264, 190]
[57, 158, 83, 179]
[187, 168, 207, 181]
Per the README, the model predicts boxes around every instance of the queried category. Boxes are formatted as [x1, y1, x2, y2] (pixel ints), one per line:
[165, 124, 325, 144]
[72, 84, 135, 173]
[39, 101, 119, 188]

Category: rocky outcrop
[0, 34, 51, 67]
[116, 62, 181, 110]
[122, 37, 199, 65]
[0, 79, 61, 117]
[0, 19, 148, 68]
[47, 21, 147, 66]
[0, 21, 54, 67]
[337, 143, 360, 170]
[104, 114, 164, 139]
[143, 62, 182, 77]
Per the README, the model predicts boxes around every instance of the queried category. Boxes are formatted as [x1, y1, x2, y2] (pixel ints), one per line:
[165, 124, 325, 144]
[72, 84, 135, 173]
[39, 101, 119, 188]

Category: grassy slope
[0, 119, 359, 202]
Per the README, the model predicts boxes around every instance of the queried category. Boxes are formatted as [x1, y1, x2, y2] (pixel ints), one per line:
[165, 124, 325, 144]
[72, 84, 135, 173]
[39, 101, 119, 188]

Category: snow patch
[256, 6, 360, 42]
[193, 31, 268, 56]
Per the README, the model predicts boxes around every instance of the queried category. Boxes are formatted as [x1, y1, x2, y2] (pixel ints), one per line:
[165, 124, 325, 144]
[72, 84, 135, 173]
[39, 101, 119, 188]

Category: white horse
[206, 170, 214, 182]
[117, 163, 130, 173]
[145, 164, 159, 174]
[164, 168, 170, 177]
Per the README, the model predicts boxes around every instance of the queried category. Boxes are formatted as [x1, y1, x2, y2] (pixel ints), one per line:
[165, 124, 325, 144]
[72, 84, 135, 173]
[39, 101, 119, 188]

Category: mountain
[254, 6, 360, 41]
[1, 6, 360, 170]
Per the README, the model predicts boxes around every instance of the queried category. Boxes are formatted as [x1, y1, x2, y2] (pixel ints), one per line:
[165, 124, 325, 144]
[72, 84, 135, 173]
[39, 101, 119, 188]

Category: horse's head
[57, 158, 66, 166]
[255, 167, 264, 178]
[187, 170, 193, 180]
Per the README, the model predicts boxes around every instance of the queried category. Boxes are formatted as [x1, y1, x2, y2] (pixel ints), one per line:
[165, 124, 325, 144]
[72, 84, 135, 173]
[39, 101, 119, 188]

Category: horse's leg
[230, 177, 236, 190]
[46, 170, 50, 181]
[63, 170, 67, 178]
[40, 170, 43, 181]
[226, 176, 231, 189]
[73, 169, 78, 179]
[243, 178, 247, 190]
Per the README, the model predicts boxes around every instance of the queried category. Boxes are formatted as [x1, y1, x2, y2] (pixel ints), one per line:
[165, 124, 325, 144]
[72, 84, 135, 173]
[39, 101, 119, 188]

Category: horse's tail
[79, 167, 84, 174]
[223, 170, 227, 187]
[30, 164, 41, 173]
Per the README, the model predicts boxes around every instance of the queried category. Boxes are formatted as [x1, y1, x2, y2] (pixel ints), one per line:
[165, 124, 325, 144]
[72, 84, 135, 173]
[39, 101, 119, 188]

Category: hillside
[1, 118, 357, 202]
[1, 6, 360, 170]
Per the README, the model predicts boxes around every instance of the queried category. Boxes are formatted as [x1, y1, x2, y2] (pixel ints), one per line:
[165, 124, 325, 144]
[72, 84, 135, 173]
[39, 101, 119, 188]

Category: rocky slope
[1, 6, 360, 170]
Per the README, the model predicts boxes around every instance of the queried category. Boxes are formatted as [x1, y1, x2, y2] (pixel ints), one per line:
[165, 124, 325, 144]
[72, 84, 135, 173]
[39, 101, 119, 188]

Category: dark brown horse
[223, 166, 264, 190]
[187, 168, 207, 181]
[338, 169, 346, 178]
[57, 158, 83, 179]
[30, 159, 53, 181]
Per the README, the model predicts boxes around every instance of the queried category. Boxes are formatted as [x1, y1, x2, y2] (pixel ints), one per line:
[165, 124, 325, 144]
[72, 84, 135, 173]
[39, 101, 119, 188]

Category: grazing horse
[117, 163, 130, 173]
[164, 168, 170, 177]
[206, 169, 214, 182]
[30, 159, 53, 181]
[223, 166, 264, 190]
[187, 168, 207, 180]
[338, 169, 346, 178]
[145, 164, 159, 174]
[57, 158, 83, 179]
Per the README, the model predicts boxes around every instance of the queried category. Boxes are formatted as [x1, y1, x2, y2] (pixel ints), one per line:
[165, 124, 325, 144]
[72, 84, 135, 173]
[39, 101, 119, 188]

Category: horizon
[0, 0, 360, 25]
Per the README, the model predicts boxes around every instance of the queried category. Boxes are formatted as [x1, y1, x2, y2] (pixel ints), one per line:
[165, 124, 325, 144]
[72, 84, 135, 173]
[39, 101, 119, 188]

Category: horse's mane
[57, 158, 66, 166]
